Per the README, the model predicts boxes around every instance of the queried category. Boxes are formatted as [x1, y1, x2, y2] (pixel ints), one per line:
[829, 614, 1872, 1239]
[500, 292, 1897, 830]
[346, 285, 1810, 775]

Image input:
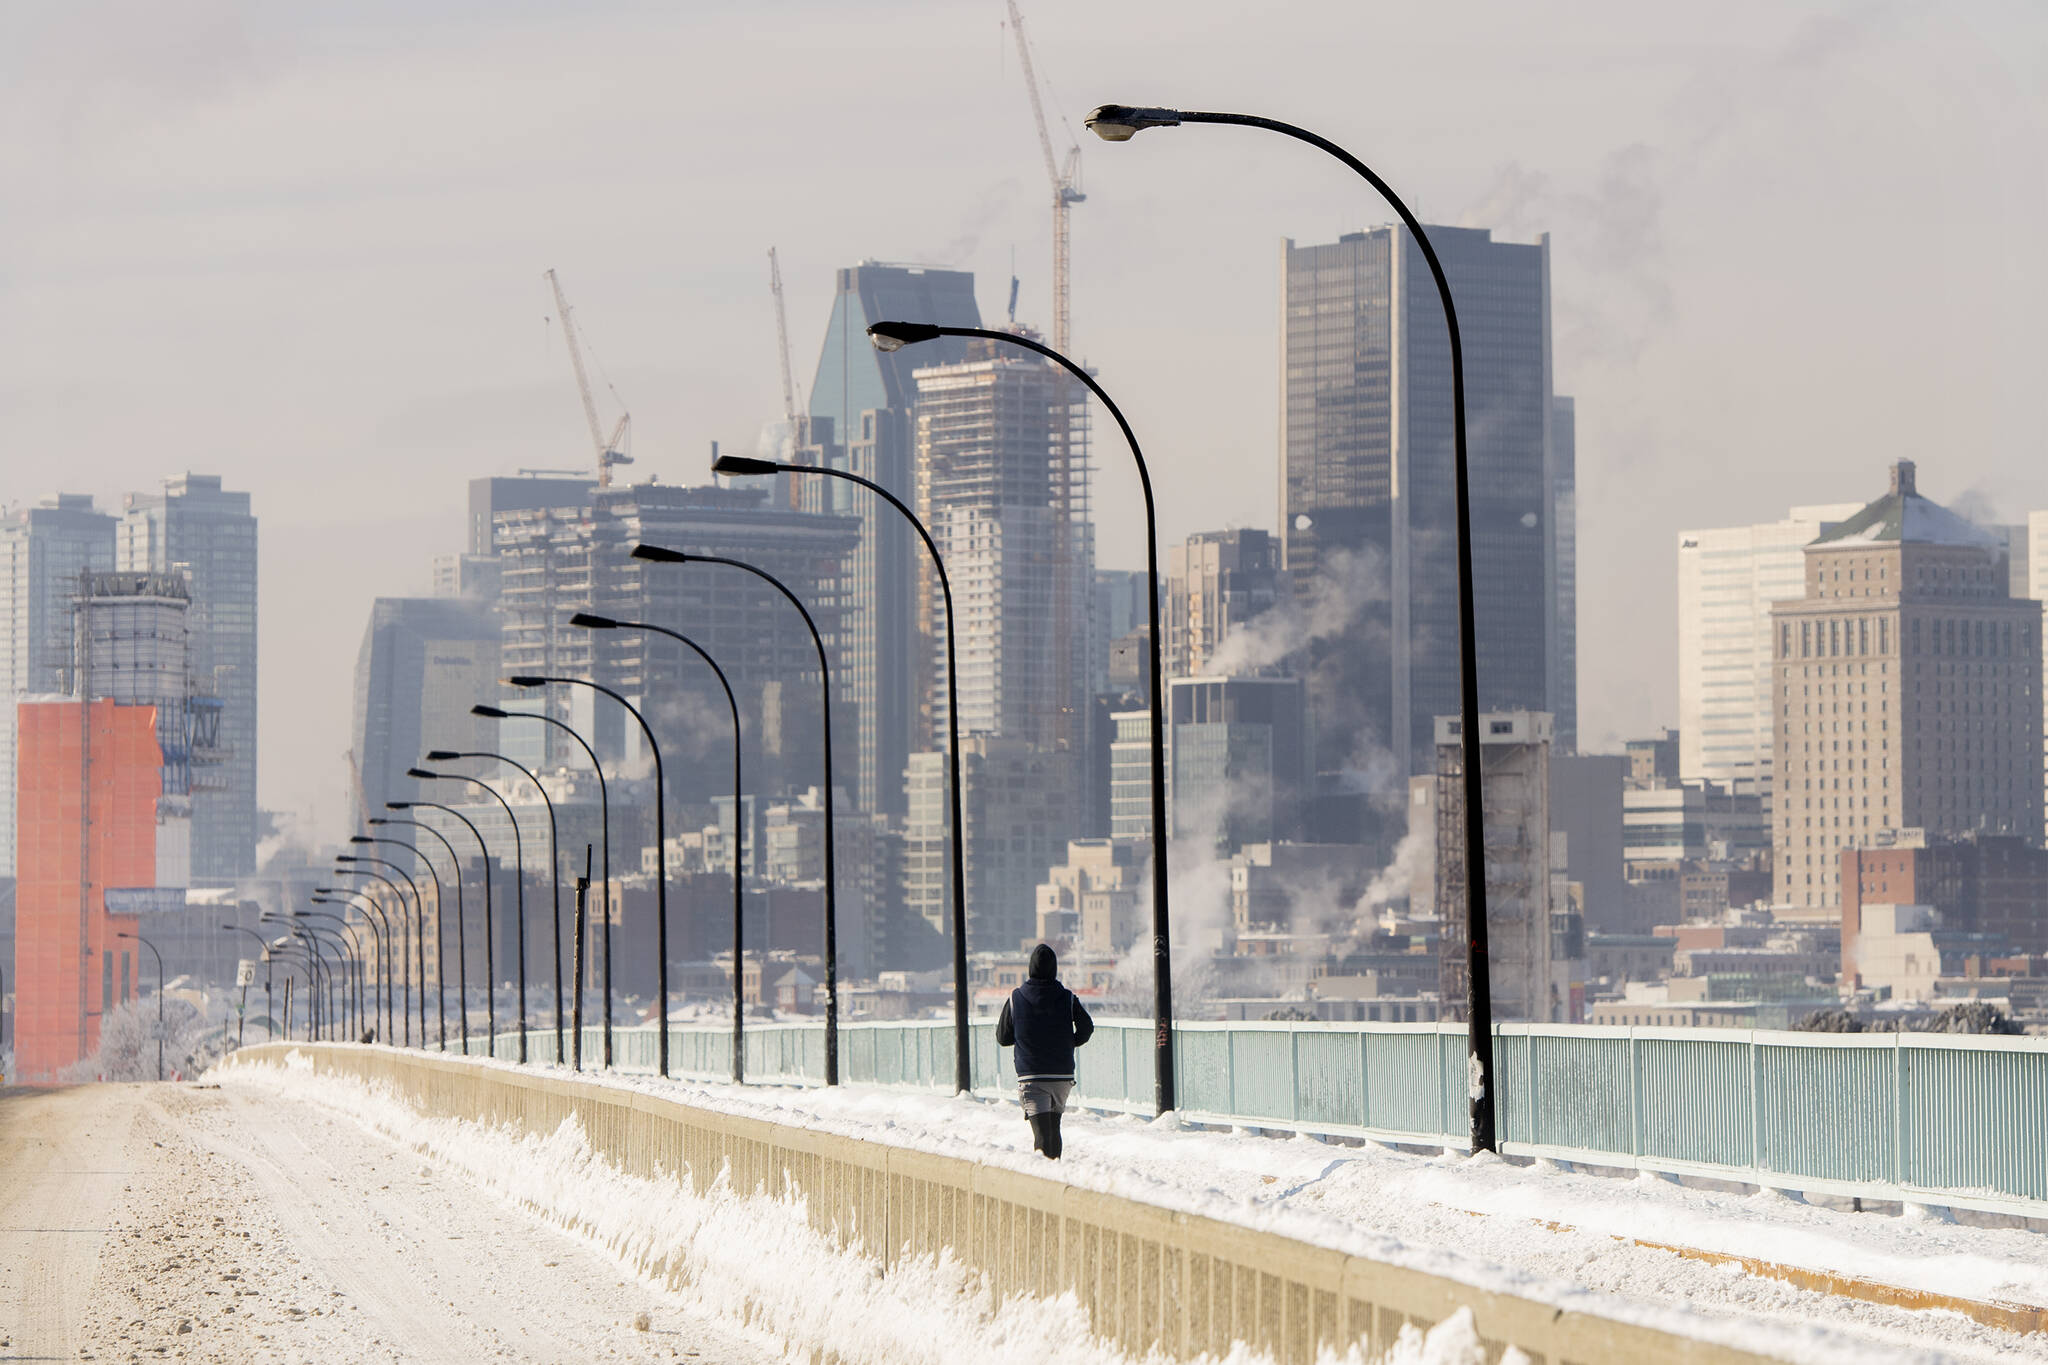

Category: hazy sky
[4, 0, 2044, 840]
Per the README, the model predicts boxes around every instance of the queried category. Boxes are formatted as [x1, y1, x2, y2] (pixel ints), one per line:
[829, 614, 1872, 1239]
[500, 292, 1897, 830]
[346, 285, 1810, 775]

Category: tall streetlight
[1080, 104, 1499, 1150]
[264, 936, 315, 1040]
[471, 704, 613, 1067]
[392, 798, 492, 1051]
[569, 611, 746, 1083]
[372, 814, 462, 1050]
[324, 874, 400, 1041]
[358, 828, 449, 1050]
[500, 676, 671, 1076]
[116, 931, 165, 1080]
[221, 924, 274, 1044]
[311, 893, 384, 1039]
[295, 915, 364, 1039]
[346, 838, 431, 1046]
[408, 771, 521, 1059]
[423, 749, 562, 1062]
[864, 319, 1174, 1113]
[629, 545, 843, 1086]
[267, 918, 333, 1040]
[712, 452, 973, 1094]
[337, 855, 421, 1046]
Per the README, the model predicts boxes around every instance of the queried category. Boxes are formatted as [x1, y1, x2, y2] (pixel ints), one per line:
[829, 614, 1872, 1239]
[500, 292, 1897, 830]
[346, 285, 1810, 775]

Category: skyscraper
[0, 494, 115, 877]
[1281, 227, 1572, 790]
[1677, 501, 1861, 802]
[1770, 462, 2042, 912]
[351, 597, 502, 823]
[1549, 397, 1578, 754]
[912, 340, 1094, 749]
[117, 475, 258, 883]
[804, 264, 980, 819]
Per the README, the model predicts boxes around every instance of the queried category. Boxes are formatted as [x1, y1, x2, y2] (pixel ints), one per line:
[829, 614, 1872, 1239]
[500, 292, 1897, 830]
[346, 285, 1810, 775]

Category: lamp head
[1085, 104, 1182, 141]
[865, 320, 942, 352]
[385, 801, 411, 811]
[406, 766, 439, 780]
[504, 676, 547, 689]
[630, 544, 688, 565]
[712, 454, 780, 477]
[349, 835, 373, 844]
[424, 749, 460, 762]
[568, 612, 618, 631]
[472, 704, 509, 719]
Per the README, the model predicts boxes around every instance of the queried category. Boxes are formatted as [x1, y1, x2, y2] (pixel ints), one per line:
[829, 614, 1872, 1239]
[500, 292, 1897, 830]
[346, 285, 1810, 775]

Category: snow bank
[223, 1054, 1515, 1365]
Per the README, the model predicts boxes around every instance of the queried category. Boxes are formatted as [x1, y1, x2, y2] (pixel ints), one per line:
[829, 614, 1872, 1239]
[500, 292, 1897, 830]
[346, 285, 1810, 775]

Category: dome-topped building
[1769, 461, 2041, 913]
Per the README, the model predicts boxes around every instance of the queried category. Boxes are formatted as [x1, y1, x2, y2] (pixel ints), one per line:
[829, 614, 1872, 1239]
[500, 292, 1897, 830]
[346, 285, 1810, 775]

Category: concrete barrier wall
[229, 1044, 1787, 1365]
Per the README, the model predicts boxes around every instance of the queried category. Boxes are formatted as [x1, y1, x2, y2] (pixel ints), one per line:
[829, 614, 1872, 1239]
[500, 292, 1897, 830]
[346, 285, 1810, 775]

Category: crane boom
[1005, 0, 1082, 355]
[543, 268, 631, 488]
[769, 248, 800, 439]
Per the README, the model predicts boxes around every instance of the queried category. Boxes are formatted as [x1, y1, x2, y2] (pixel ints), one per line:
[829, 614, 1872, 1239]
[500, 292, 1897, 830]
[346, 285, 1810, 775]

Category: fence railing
[447, 1017, 2048, 1218]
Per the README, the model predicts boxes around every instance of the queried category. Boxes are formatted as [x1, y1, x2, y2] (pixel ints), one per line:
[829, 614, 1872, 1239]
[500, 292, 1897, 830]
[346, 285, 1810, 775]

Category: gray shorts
[1019, 1079, 1073, 1117]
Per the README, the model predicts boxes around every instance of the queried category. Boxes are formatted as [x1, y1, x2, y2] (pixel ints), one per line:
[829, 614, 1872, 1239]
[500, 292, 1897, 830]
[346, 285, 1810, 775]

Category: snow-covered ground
[217, 1051, 2048, 1365]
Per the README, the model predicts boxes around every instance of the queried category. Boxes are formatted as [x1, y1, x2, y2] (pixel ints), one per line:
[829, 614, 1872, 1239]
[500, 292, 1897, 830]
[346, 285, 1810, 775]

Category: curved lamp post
[865, 319, 1173, 1113]
[1081, 103, 1499, 1150]
[116, 931, 165, 1080]
[347, 838, 432, 1047]
[712, 452, 973, 1094]
[267, 918, 334, 1040]
[373, 814, 461, 1050]
[358, 827, 449, 1050]
[313, 890, 387, 1040]
[424, 750, 562, 1063]
[630, 545, 842, 1085]
[263, 935, 317, 1040]
[295, 914, 364, 1039]
[472, 704, 613, 1068]
[409, 769, 521, 1060]
[393, 798, 492, 1052]
[330, 865, 409, 1043]
[500, 676, 670, 1078]
[570, 611, 746, 1084]
[337, 854, 422, 1046]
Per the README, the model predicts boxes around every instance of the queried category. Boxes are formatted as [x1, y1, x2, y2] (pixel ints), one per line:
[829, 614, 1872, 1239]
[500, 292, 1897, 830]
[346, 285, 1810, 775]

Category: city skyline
[4, 0, 2041, 837]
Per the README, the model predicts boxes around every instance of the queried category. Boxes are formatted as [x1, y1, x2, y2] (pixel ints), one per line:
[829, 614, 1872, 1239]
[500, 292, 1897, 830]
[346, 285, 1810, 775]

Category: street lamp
[500, 676, 671, 1077]
[116, 931, 165, 1080]
[628, 545, 843, 1085]
[570, 611, 746, 1084]
[471, 704, 613, 1068]
[295, 914, 365, 1039]
[423, 749, 563, 1063]
[322, 878, 397, 1041]
[358, 827, 450, 1050]
[393, 798, 493, 1052]
[863, 319, 1175, 1114]
[712, 452, 973, 1095]
[311, 892, 384, 1040]
[263, 935, 316, 1040]
[336, 855, 420, 1046]
[1081, 103, 1500, 1151]
[266, 917, 333, 1040]
[347, 837, 432, 1046]
[411, 767, 527, 1060]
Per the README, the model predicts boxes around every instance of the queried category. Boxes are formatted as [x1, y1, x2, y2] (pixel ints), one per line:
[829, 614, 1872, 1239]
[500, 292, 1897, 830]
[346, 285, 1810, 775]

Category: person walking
[995, 944, 1094, 1160]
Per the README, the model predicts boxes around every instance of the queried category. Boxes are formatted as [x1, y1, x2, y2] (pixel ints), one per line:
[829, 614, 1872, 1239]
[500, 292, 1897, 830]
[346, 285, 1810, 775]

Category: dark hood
[1028, 943, 1057, 981]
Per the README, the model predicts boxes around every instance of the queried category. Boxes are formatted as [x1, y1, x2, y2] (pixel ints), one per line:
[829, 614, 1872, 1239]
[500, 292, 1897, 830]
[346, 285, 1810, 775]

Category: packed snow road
[0, 1082, 779, 1363]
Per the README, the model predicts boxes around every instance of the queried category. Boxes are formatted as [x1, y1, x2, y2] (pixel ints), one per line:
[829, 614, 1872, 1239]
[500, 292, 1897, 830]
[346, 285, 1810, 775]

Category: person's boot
[1029, 1112, 1060, 1159]
[1031, 1112, 1063, 1160]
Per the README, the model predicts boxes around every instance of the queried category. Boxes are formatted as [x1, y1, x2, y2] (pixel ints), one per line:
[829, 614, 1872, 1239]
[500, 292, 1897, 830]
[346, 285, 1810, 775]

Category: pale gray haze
[3, 0, 2043, 840]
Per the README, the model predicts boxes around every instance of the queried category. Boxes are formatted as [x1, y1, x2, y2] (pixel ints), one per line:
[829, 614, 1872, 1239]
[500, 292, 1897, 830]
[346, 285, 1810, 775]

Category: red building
[13, 699, 159, 1081]
[1841, 834, 2048, 986]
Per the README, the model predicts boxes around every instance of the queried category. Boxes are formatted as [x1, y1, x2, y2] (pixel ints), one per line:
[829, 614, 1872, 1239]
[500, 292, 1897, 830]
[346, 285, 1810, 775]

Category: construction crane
[767, 248, 808, 506]
[1006, 0, 1083, 356]
[542, 268, 633, 488]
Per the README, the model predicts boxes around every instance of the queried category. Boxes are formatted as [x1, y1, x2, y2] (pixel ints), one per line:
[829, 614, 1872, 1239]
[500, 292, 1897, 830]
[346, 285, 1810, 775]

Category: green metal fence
[454, 1017, 2048, 1218]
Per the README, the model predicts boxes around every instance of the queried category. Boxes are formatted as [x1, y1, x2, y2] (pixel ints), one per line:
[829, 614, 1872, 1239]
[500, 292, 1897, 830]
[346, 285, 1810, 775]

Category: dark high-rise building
[804, 263, 981, 819]
[1281, 227, 1571, 789]
[118, 475, 258, 883]
[351, 597, 502, 823]
[1167, 529, 1281, 679]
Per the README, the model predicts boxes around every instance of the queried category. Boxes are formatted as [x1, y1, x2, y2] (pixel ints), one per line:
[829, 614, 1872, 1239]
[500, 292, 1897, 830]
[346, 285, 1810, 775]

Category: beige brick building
[1771, 461, 2042, 912]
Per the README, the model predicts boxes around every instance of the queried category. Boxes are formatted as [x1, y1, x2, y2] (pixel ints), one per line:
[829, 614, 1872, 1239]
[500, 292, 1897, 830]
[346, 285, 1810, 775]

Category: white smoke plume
[1201, 546, 1387, 678]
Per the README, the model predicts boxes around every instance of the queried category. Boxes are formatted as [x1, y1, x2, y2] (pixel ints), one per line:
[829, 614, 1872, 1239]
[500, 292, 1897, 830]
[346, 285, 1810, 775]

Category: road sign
[236, 959, 256, 988]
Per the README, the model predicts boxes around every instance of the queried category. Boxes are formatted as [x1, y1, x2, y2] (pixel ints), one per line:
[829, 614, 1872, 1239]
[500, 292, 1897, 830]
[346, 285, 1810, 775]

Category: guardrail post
[1748, 1029, 1762, 1179]
[1892, 1030, 1905, 1191]
[1289, 1029, 1301, 1124]
[1628, 1028, 1642, 1161]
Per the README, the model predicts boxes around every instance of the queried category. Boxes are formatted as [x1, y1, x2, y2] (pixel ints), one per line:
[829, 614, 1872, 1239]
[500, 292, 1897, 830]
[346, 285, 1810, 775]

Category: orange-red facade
[14, 700, 157, 1082]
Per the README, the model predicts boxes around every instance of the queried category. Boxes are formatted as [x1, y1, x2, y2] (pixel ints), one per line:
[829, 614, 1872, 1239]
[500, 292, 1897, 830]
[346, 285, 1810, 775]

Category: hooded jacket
[995, 944, 1095, 1081]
